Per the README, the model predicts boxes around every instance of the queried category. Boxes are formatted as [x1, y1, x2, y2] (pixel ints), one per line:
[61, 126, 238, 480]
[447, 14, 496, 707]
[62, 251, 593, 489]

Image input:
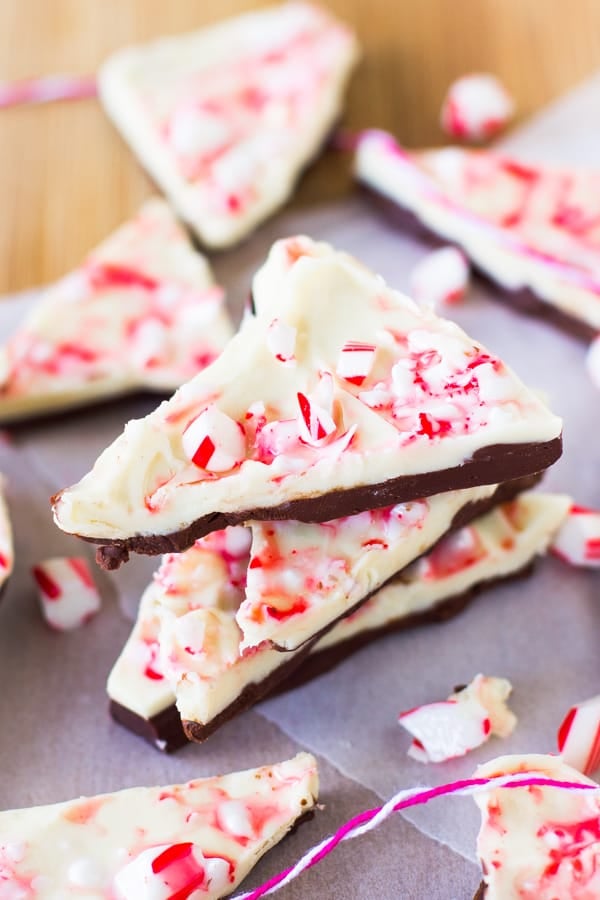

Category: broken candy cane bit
[297, 391, 337, 446]
[113, 842, 230, 899]
[409, 247, 470, 309]
[558, 695, 600, 775]
[32, 557, 101, 631]
[266, 318, 297, 363]
[440, 73, 514, 141]
[550, 503, 600, 568]
[398, 675, 516, 763]
[182, 405, 246, 472]
[336, 341, 377, 386]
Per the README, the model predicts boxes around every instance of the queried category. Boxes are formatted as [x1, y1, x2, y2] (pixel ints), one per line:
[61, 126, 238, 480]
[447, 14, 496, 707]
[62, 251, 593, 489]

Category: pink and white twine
[233, 772, 600, 899]
[0, 74, 96, 109]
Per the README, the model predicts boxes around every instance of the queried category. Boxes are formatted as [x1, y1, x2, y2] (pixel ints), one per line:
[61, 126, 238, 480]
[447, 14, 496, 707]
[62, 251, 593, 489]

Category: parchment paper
[1, 72, 600, 898]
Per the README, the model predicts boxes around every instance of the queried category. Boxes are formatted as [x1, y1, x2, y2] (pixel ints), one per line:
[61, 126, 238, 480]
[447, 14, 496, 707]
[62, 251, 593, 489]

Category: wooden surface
[2, 0, 600, 293]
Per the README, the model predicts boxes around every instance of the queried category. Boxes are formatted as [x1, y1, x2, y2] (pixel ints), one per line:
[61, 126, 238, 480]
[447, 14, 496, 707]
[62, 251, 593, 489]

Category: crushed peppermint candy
[113, 842, 230, 900]
[266, 319, 297, 363]
[410, 247, 470, 309]
[182, 405, 246, 472]
[440, 73, 514, 142]
[551, 503, 600, 567]
[296, 376, 337, 446]
[558, 694, 600, 775]
[398, 674, 516, 763]
[32, 557, 101, 630]
[336, 341, 377, 385]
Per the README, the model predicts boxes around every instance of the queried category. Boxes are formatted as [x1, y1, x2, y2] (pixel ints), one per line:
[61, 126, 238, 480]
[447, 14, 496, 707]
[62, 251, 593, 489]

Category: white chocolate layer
[0, 199, 232, 423]
[107, 492, 569, 733]
[99, 3, 359, 248]
[237, 486, 495, 651]
[0, 753, 318, 899]
[356, 130, 600, 331]
[54, 237, 561, 547]
[475, 753, 600, 899]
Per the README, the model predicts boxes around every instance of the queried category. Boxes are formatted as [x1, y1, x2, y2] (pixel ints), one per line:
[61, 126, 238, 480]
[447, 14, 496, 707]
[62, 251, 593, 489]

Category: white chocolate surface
[53, 237, 561, 548]
[0, 199, 232, 423]
[355, 130, 600, 331]
[107, 492, 569, 733]
[0, 753, 318, 899]
[99, 3, 359, 248]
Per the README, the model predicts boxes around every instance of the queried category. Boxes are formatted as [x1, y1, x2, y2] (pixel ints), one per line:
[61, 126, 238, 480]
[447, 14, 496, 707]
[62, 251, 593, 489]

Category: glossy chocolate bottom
[85, 440, 561, 570]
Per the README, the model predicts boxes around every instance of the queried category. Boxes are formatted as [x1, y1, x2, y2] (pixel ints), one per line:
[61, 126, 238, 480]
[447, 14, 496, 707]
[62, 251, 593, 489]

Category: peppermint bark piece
[0, 199, 232, 423]
[107, 490, 568, 749]
[474, 753, 600, 899]
[99, 3, 359, 248]
[0, 753, 318, 899]
[356, 129, 600, 338]
[53, 237, 562, 568]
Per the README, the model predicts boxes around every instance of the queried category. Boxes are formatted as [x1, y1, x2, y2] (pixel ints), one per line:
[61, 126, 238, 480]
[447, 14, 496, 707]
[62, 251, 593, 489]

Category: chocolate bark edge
[81, 441, 560, 570]
[185, 557, 535, 744]
[109, 698, 190, 753]
[112, 473, 538, 749]
[360, 182, 597, 342]
[473, 882, 486, 899]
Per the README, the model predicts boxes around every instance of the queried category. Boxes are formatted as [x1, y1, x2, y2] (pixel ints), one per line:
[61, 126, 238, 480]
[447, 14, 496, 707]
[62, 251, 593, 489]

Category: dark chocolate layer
[361, 182, 597, 342]
[473, 882, 486, 899]
[110, 474, 539, 749]
[109, 697, 190, 753]
[89, 441, 560, 569]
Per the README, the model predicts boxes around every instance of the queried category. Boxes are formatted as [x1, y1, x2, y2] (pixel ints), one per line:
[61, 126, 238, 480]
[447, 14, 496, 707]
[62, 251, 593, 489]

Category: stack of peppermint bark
[53, 236, 565, 751]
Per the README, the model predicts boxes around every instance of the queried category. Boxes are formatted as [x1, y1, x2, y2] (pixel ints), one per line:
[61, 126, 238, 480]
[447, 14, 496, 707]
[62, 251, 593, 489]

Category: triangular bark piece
[53, 237, 562, 568]
[0, 753, 318, 898]
[0, 199, 232, 423]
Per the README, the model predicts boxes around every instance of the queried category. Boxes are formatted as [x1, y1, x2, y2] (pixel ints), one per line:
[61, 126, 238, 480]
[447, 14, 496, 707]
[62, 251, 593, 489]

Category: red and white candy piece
[440, 73, 514, 142]
[551, 503, 600, 568]
[113, 841, 230, 900]
[336, 341, 377, 386]
[410, 247, 470, 309]
[32, 557, 101, 631]
[183, 405, 246, 472]
[297, 373, 338, 446]
[585, 334, 600, 391]
[558, 695, 600, 775]
[266, 318, 297, 363]
[398, 674, 516, 763]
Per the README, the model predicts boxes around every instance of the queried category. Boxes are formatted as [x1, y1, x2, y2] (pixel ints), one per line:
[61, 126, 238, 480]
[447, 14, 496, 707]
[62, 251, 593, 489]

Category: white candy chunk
[398, 674, 516, 763]
[440, 73, 514, 141]
[182, 405, 246, 472]
[32, 557, 101, 631]
[67, 857, 107, 889]
[558, 695, 600, 775]
[296, 391, 336, 446]
[475, 362, 515, 404]
[410, 247, 469, 309]
[113, 842, 213, 899]
[336, 341, 376, 385]
[551, 504, 600, 567]
[585, 334, 600, 390]
[129, 318, 167, 370]
[217, 799, 255, 839]
[266, 318, 297, 363]
[169, 106, 232, 158]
